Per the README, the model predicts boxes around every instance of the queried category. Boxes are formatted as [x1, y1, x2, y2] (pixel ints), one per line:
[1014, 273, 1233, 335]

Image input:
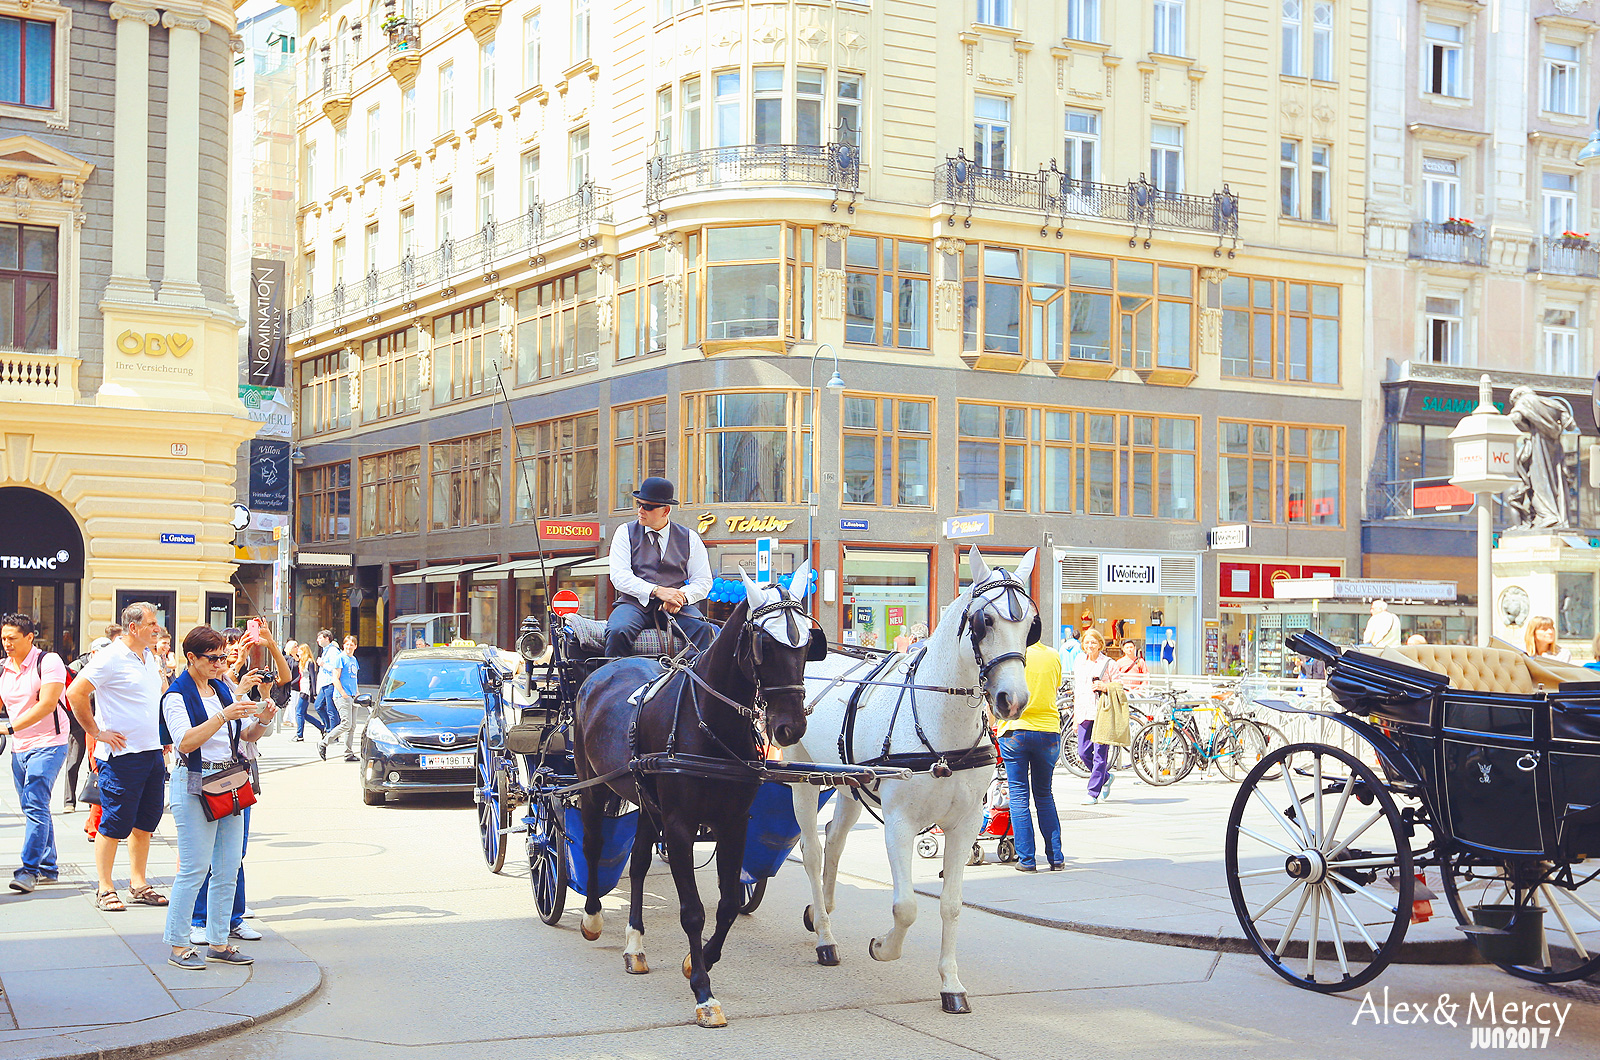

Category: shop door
[115, 590, 178, 639]
[0, 581, 78, 658]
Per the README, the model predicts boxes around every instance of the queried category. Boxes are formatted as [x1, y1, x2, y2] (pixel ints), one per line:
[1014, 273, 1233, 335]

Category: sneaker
[1081, 795, 1099, 806]
[242, 907, 256, 919]
[317, 742, 327, 761]
[1049, 862, 1066, 872]
[207, 946, 254, 965]
[36, 873, 58, 885]
[230, 923, 263, 941]
[9, 871, 37, 894]
[189, 927, 206, 945]
[168, 948, 206, 970]
[1014, 863, 1037, 873]
[293, 736, 304, 742]
[1101, 774, 1116, 799]
[343, 754, 359, 762]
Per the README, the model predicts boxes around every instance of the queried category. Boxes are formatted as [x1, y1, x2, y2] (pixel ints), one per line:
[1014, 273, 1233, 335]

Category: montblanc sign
[0, 550, 72, 571]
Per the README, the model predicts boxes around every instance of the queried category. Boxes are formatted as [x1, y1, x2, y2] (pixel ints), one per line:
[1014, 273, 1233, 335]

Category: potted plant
[381, 14, 406, 35]
[1441, 216, 1475, 236]
[1558, 230, 1591, 251]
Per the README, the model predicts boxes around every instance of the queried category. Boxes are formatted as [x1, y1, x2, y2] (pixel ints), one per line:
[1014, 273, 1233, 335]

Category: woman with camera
[161, 626, 276, 969]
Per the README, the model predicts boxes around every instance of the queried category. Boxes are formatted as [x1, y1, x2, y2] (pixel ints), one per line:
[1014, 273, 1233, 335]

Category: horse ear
[787, 560, 812, 602]
[738, 565, 764, 610]
[1012, 547, 1037, 585]
[968, 546, 991, 586]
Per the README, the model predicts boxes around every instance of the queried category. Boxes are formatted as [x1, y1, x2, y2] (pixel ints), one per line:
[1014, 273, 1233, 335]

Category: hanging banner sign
[248, 439, 292, 513]
[247, 258, 287, 388]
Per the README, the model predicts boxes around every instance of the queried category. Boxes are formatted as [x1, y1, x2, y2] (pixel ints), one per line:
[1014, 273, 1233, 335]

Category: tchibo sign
[1101, 554, 1161, 593]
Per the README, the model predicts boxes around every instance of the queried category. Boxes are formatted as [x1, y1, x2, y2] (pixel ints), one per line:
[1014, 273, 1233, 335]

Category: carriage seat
[562, 613, 690, 658]
[1373, 643, 1597, 695]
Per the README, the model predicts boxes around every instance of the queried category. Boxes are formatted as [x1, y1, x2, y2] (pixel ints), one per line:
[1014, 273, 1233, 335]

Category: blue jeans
[193, 804, 248, 931]
[164, 774, 246, 948]
[1078, 721, 1113, 799]
[294, 691, 325, 738]
[999, 730, 1063, 868]
[315, 684, 340, 730]
[11, 744, 67, 878]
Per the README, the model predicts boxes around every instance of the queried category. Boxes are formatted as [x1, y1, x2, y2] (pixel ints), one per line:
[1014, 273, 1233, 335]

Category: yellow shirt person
[998, 641, 1064, 735]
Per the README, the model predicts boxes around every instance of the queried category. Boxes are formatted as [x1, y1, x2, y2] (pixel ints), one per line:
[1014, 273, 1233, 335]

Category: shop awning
[564, 557, 613, 579]
[470, 557, 589, 582]
[392, 562, 493, 584]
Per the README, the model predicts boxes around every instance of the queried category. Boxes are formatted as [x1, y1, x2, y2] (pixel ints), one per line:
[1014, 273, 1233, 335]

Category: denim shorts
[96, 748, 167, 839]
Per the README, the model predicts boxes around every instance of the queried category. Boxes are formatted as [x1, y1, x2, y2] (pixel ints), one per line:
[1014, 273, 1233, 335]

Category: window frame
[612, 399, 669, 511]
[616, 245, 667, 362]
[1542, 37, 1583, 117]
[843, 235, 932, 351]
[298, 349, 351, 436]
[478, 37, 496, 114]
[358, 325, 420, 425]
[1064, 107, 1101, 186]
[429, 431, 504, 531]
[514, 411, 600, 520]
[0, 220, 59, 353]
[431, 299, 500, 407]
[365, 103, 382, 173]
[1280, 140, 1301, 217]
[1282, 0, 1304, 77]
[838, 392, 936, 509]
[973, 93, 1011, 171]
[514, 266, 601, 385]
[1310, 1, 1335, 81]
[358, 448, 422, 537]
[522, 11, 541, 87]
[976, 0, 1012, 29]
[1066, 0, 1100, 43]
[1153, 0, 1186, 57]
[1219, 275, 1342, 384]
[1542, 306, 1581, 377]
[0, 10, 69, 127]
[679, 389, 812, 506]
[687, 223, 814, 346]
[1217, 420, 1344, 528]
[1421, 155, 1462, 223]
[1150, 121, 1185, 194]
[297, 462, 352, 543]
[568, 126, 590, 193]
[1309, 142, 1332, 222]
[1422, 19, 1466, 99]
[1424, 293, 1464, 366]
[437, 61, 455, 134]
[1542, 170, 1578, 237]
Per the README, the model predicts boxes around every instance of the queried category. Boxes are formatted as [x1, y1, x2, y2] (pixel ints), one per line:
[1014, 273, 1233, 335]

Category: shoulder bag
[197, 708, 258, 822]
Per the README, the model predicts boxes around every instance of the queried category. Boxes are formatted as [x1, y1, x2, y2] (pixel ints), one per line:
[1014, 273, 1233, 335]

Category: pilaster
[103, 2, 161, 305]
[157, 9, 213, 307]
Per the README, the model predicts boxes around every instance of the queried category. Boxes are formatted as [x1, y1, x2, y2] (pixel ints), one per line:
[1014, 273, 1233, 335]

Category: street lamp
[1577, 106, 1600, 169]
[806, 342, 845, 577]
[1448, 374, 1521, 645]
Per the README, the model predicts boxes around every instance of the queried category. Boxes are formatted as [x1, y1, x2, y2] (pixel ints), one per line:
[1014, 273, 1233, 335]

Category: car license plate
[420, 754, 473, 769]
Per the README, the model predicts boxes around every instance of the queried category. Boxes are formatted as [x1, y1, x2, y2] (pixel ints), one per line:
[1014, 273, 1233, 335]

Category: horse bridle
[955, 570, 1042, 696]
[739, 596, 816, 714]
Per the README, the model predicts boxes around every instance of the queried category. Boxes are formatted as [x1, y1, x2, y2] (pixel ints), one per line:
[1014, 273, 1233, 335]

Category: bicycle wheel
[1132, 721, 1193, 786]
[1216, 721, 1269, 783]
[1059, 731, 1090, 778]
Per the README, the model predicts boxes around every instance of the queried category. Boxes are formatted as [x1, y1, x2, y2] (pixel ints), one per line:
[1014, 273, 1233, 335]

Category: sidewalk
[0, 753, 321, 1060]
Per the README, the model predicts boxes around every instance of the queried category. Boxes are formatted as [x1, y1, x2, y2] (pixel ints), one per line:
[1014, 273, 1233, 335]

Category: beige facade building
[286, 0, 1371, 676]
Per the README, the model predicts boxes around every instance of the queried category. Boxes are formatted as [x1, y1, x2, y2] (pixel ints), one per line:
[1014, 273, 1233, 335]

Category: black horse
[572, 564, 821, 1028]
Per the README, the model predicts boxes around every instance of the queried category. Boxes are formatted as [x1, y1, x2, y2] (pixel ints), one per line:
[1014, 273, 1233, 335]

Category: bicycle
[1129, 691, 1275, 785]
[1056, 681, 1153, 778]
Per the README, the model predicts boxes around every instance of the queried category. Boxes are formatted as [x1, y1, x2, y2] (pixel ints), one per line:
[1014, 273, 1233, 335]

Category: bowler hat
[632, 477, 678, 506]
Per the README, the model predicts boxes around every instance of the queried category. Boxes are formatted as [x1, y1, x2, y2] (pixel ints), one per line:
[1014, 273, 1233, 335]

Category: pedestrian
[69, 634, 116, 827]
[291, 642, 322, 741]
[1057, 626, 1085, 673]
[1071, 629, 1117, 805]
[318, 634, 361, 761]
[313, 630, 341, 736]
[1525, 615, 1571, 663]
[2, 613, 71, 893]
[997, 637, 1065, 873]
[1362, 599, 1402, 648]
[67, 602, 170, 912]
[273, 640, 300, 735]
[156, 635, 176, 683]
[162, 626, 274, 970]
[1112, 639, 1149, 689]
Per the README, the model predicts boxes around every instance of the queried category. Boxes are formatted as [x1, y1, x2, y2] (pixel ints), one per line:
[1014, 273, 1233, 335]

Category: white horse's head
[960, 546, 1039, 722]
[737, 560, 818, 747]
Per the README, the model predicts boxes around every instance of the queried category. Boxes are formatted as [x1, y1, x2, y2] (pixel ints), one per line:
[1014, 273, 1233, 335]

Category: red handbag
[200, 776, 257, 821]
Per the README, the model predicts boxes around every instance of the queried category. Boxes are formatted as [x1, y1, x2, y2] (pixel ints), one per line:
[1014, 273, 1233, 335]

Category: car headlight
[365, 714, 400, 746]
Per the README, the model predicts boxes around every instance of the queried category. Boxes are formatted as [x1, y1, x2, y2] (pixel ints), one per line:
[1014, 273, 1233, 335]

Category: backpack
[20, 651, 70, 736]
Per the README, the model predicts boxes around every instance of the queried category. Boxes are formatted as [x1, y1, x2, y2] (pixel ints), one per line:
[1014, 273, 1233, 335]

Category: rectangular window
[1309, 142, 1331, 222]
[753, 65, 783, 145]
[0, 16, 55, 110]
[1153, 0, 1186, 56]
[523, 12, 541, 86]
[836, 73, 862, 148]
[613, 400, 668, 510]
[438, 62, 454, 134]
[1543, 171, 1577, 237]
[358, 325, 419, 424]
[1218, 421, 1342, 526]
[1280, 140, 1300, 217]
[521, 149, 540, 212]
[1422, 156, 1460, 223]
[515, 412, 599, 520]
[0, 222, 58, 352]
[973, 93, 1010, 170]
[656, 86, 673, 153]
[714, 70, 741, 146]
[297, 463, 352, 543]
[436, 188, 453, 246]
[1151, 123, 1185, 194]
[479, 38, 495, 112]
[844, 236, 930, 350]
[1543, 40, 1581, 115]
[1425, 294, 1463, 366]
[796, 66, 825, 147]
[477, 171, 495, 229]
[1424, 20, 1463, 98]
[358, 449, 421, 537]
[1282, 0, 1303, 76]
[568, 126, 590, 192]
[616, 246, 667, 361]
[690, 223, 810, 341]
[572, 0, 591, 61]
[430, 432, 503, 530]
[680, 391, 811, 505]
[1219, 275, 1341, 383]
[302, 142, 317, 199]
[1543, 307, 1581, 376]
[1311, 2, 1334, 81]
[514, 268, 600, 384]
[681, 75, 702, 153]
[401, 86, 416, 151]
[365, 104, 381, 171]
[332, 237, 346, 285]
[1066, 0, 1100, 42]
[840, 394, 934, 507]
[1064, 108, 1100, 186]
[431, 300, 499, 405]
[298, 350, 351, 437]
[333, 126, 346, 187]
[976, 0, 1011, 28]
[399, 206, 415, 257]
[365, 223, 379, 275]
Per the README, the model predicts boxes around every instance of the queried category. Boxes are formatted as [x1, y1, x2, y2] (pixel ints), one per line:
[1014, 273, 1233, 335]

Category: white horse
[788, 546, 1038, 1013]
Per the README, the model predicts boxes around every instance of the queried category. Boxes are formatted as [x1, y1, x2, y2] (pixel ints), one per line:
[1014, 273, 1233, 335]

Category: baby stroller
[915, 767, 1017, 865]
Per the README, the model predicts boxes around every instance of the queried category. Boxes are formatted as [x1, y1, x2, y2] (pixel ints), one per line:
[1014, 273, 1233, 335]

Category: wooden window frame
[429, 431, 504, 530]
[514, 410, 600, 521]
[1219, 275, 1341, 385]
[297, 463, 352, 543]
[837, 391, 936, 509]
[431, 299, 499, 406]
[612, 398, 668, 512]
[687, 223, 814, 352]
[358, 326, 420, 424]
[298, 350, 351, 436]
[358, 448, 421, 537]
[1218, 418, 1344, 528]
[842, 235, 931, 351]
[514, 267, 600, 385]
[680, 388, 811, 506]
[616, 247, 667, 362]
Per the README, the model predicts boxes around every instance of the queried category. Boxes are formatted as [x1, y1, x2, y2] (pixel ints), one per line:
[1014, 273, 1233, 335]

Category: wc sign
[1449, 435, 1518, 494]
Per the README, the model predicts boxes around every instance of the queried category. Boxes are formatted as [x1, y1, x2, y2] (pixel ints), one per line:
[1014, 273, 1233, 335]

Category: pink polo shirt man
[1, 647, 70, 752]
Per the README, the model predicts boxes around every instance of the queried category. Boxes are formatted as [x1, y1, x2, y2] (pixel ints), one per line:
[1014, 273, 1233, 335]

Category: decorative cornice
[108, 3, 161, 26]
[160, 10, 211, 32]
[1407, 122, 1490, 147]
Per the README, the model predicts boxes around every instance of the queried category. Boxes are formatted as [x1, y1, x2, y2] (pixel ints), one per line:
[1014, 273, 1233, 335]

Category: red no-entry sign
[550, 589, 582, 616]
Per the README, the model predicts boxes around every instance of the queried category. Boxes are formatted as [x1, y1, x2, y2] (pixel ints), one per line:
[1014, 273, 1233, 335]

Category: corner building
[288, 0, 1367, 673]
[0, 0, 257, 654]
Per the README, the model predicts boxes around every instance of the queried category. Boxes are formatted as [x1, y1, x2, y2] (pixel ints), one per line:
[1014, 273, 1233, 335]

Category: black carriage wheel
[997, 836, 1017, 863]
[1440, 851, 1600, 984]
[741, 876, 767, 915]
[1131, 721, 1193, 786]
[475, 735, 508, 874]
[529, 794, 569, 926]
[1225, 743, 1414, 993]
[1216, 722, 1269, 783]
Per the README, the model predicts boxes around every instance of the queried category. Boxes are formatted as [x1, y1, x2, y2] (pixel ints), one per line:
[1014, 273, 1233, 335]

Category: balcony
[1408, 221, 1486, 267]
[321, 62, 352, 123]
[934, 151, 1241, 255]
[644, 143, 860, 215]
[385, 19, 422, 82]
[1529, 237, 1600, 279]
[288, 184, 613, 335]
[0, 350, 77, 405]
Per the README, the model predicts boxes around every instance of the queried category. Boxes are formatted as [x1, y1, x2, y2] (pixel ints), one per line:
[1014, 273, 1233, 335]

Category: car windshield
[382, 660, 480, 702]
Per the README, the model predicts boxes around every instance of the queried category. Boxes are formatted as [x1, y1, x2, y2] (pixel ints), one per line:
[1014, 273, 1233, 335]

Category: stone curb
[4, 930, 323, 1060]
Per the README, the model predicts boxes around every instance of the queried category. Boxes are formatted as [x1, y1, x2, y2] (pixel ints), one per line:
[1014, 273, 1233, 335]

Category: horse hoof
[580, 912, 603, 941]
[694, 1000, 727, 1028]
[682, 953, 694, 979]
[624, 953, 649, 975]
[868, 938, 888, 963]
[803, 905, 814, 933]
[941, 992, 972, 1014]
[816, 944, 839, 967]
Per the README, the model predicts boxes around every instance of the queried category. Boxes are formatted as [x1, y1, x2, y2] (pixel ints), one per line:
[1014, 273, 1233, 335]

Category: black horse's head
[736, 560, 823, 749]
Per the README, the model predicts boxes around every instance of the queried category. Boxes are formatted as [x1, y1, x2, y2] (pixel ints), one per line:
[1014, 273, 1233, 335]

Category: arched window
[306, 38, 319, 91]
[335, 18, 348, 67]
[367, 0, 382, 55]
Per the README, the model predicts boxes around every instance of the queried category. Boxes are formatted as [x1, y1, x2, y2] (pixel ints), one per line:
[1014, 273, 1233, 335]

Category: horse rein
[957, 570, 1040, 694]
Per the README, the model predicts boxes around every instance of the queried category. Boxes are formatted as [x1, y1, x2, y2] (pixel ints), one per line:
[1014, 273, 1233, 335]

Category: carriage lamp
[1448, 375, 1521, 645]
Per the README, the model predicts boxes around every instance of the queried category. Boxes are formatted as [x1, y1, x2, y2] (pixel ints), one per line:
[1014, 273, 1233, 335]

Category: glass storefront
[469, 583, 500, 647]
[841, 547, 929, 648]
[1218, 604, 1474, 676]
[1059, 592, 1197, 676]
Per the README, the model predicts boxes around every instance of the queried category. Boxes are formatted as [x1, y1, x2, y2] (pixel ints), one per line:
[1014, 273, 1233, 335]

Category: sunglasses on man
[636, 503, 666, 513]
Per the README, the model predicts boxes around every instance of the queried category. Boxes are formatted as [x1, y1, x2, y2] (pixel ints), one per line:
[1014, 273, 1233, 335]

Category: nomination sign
[247, 259, 287, 389]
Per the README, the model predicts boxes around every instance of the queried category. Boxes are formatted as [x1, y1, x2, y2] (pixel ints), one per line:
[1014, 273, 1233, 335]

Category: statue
[1505, 386, 1575, 530]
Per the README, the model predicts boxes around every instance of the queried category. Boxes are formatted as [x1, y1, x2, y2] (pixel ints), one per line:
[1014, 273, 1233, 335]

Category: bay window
[681, 391, 811, 505]
[688, 224, 813, 344]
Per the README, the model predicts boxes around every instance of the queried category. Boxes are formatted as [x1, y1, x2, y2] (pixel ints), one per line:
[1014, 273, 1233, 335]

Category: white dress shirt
[609, 520, 714, 608]
[77, 641, 164, 759]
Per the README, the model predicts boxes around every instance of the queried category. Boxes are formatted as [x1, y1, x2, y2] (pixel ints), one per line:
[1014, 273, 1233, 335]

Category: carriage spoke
[1320, 774, 1355, 854]
[1323, 809, 1386, 860]
[1328, 870, 1400, 915]
[1252, 787, 1310, 851]
[1327, 883, 1379, 952]
[1553, 881, 1600, 924]
[1253, 877, 1307, 922]
[1311, 756, 1325, 850]
[1305, 886, 1322, 981]
[1325, 886, 1352, 978]
[1274, 883, 1314, 959]
[1281, 767, 1313, 848]
[1237, 825, 1300, 858]
[1239, 865, 1294, 878]
[1540, 884, 1590, 961]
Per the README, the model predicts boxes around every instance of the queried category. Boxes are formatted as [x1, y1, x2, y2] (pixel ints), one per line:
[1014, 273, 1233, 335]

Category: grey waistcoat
[628, 521, 691, 590]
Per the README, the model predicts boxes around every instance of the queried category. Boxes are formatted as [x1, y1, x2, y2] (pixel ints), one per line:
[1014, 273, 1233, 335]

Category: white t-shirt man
[78, 640, 164, 759]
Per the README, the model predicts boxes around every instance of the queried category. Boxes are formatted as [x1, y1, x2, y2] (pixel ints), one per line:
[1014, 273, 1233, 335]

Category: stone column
[159, 10, 212, 306]
[105, 2, 161, 303]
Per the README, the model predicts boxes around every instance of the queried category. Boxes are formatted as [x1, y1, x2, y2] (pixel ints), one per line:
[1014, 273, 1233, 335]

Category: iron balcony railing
[1408, 221, 1486, 266]
[288, 183, 612, 335]
[1529, 237, 1600, 279]
[934, 150, 1240, 252]
[385, 18, 421, 55]
[644, 142, 860, 213]
[322, 61, 352, 96]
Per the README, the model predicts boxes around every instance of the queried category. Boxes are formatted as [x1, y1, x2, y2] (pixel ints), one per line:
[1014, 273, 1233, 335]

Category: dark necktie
[641, 528, 661, 567]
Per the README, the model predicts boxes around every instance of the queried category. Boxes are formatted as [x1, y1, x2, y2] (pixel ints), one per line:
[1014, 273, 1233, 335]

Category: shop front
[1225, 578, 1467, 675]
[0, 487, 85, 657]
[293, 551, 355, 640]
[1215, 556, 1346, 675]
[1054, 548, 1201, 674]
[840, 545, 932, 648]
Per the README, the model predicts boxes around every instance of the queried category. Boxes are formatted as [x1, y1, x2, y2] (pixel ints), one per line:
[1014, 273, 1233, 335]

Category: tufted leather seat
[1369, 644, 1597, 694]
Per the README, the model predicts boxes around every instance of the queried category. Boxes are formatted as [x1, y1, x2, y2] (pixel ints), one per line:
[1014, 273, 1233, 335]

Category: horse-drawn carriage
[1226, 630, 1600, 992]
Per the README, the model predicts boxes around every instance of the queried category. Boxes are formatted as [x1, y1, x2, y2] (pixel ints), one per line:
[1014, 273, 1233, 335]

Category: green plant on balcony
[1558, 230, 1592, 251]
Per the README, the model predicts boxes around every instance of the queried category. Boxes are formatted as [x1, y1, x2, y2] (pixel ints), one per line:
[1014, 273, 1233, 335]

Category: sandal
[128, 885, 168, 907]
[97, 889, 127, 912]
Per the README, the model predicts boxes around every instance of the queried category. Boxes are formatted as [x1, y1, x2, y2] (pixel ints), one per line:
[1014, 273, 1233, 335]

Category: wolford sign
[1101, 553, 1161, 593]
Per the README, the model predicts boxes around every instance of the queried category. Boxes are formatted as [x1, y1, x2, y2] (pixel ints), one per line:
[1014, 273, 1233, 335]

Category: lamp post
[1447, 374, 1521, 645]
[806, 342, 845, 586]
[1577, 106, 1600, 169]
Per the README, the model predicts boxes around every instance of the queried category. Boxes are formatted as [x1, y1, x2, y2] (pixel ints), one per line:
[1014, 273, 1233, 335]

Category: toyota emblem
[438, 732, 457, 746]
